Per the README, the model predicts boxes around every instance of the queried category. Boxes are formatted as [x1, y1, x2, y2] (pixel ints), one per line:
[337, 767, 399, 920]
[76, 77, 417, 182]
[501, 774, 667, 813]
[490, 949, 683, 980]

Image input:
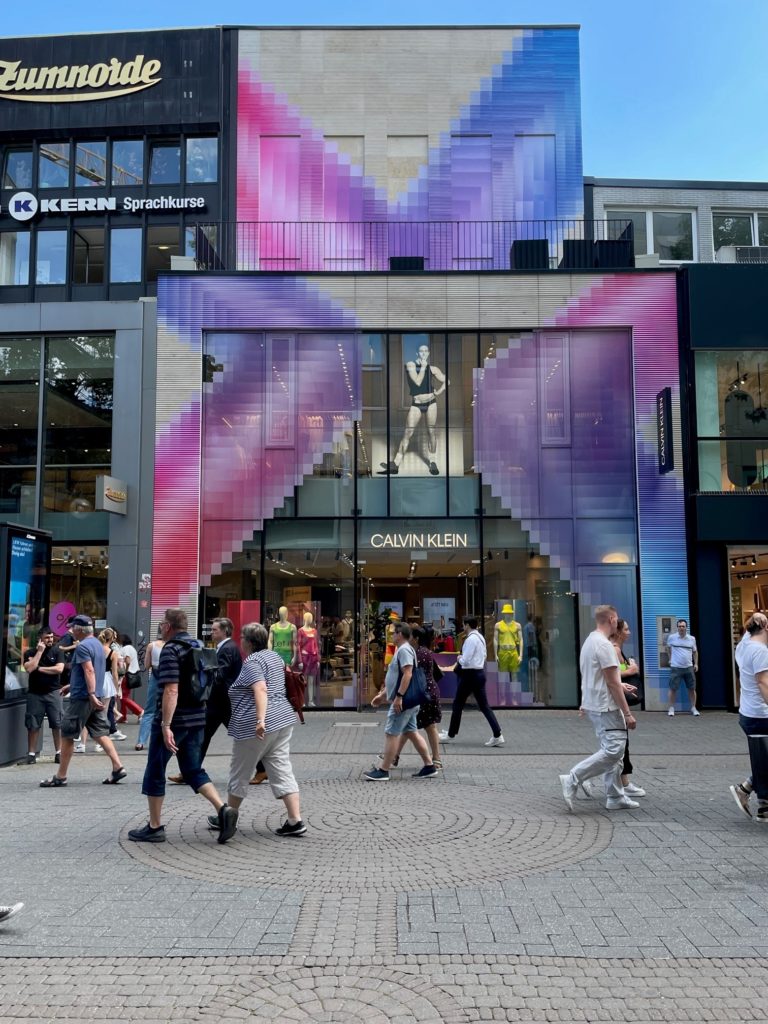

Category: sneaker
[691, 708, 701, 717]
[73, 741, 86, 754]
[668, 707, 675, 716]
[26, 753, 36, 765]
[364, 768, 390, 781]
[275, 819, 307, 837]
[412, 764, 438, 779]
[111, 731, 127, 740]
[623, 783, 646, 797]
[484, 735, 505, 747]
[730, 783, 752, 819]
[94, 745, 106, 753]
[560, 773, 578, 811]
[0, 903, 23, 922]
[207, 815, 221, 830]
[756, 804, 768, 824]
[438, 731, 453, 741]
[579, 779, 596, 799]
[217, 805, 238, 844]
[128, 823, 166, 843]
[605, 797, 640, 810]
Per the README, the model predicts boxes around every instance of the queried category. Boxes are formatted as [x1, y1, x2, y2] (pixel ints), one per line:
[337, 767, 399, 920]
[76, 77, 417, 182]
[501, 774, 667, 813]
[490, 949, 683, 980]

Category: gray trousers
[228, 726, 297, 801]
[569, 709, 626, 800]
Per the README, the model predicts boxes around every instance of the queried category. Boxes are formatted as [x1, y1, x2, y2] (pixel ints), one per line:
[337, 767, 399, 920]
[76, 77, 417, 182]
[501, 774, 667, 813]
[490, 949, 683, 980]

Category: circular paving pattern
[120, 780, 612, 891]
[195, 965, 468, 1024]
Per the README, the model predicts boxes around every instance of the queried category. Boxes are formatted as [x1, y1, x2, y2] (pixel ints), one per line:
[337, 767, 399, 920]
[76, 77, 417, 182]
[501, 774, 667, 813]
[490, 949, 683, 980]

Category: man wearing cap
[39, 615, 127, 788]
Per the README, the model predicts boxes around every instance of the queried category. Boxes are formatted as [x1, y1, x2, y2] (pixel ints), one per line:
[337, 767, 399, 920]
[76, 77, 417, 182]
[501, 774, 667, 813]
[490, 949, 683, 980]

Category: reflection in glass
[39, 143, 70, 188]
[713, 214, 752, 250]
[36, 232, 67, 284]
[145, 226, 180, 283]
[73, 228, 105, 284]
[109, 227, 142, 283]
[112, 140, 144, 186]
[75, 141, 107, 187]
[0, 231, 30, 285]
[607, 210, 647, 254]
[652, 211, 693, 261]
[2, 149, 33, 189]
[185, 137, 218, 183]
[149, 144, 181, 185]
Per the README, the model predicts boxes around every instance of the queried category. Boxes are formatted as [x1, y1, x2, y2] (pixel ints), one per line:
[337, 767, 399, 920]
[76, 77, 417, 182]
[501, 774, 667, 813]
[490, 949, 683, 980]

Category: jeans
[448, 668, 502, 738]
[568, 709, 626, 801]
[141, 720, 211, 797]
[739, 713, 768, 801]
[137, 671, 159, 747]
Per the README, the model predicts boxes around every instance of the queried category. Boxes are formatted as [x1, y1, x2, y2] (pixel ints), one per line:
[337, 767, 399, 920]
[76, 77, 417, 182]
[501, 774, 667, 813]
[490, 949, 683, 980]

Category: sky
[3, 0, 767, 182]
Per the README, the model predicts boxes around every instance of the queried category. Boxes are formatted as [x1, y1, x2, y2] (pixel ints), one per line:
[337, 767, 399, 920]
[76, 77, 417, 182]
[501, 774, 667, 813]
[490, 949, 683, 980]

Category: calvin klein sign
[656, 387, 674, 475]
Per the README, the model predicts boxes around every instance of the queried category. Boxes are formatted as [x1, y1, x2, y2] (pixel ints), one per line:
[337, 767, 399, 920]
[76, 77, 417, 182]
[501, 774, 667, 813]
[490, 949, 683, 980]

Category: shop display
[298, 611, 320, 707]
[378, 340, 447, 477]
[494, 603, 523, 677]
[268, 606, 297, 666]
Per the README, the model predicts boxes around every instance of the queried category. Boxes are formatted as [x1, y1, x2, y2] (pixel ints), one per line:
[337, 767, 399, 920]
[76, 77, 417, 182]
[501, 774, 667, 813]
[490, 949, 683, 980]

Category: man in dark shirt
[129, 606, 234, 843]
[23, 628, 65, 765]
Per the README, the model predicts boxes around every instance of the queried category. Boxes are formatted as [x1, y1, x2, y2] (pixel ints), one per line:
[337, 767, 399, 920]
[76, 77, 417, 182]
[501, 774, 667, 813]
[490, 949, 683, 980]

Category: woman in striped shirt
[214, 622, 305, 838]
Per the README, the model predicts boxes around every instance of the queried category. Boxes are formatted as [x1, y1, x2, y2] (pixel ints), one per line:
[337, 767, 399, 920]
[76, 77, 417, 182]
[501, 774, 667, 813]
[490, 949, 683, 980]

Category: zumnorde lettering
[0, 56, 161, 98]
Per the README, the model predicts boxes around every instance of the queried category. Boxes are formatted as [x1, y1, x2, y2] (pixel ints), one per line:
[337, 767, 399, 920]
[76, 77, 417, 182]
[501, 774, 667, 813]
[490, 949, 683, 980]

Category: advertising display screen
[1, 525, 52, 701]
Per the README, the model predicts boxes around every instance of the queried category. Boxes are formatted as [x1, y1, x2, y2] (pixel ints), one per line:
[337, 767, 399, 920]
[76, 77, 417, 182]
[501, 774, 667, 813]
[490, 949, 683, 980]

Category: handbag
[125, 671, 142, 690]
[284, 666, 307, 724]
[401, 663, 429, 709]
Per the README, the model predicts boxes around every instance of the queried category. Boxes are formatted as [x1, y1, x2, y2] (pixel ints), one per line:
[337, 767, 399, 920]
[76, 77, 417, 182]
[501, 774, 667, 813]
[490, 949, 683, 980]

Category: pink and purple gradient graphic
[236, 28, 583, 270]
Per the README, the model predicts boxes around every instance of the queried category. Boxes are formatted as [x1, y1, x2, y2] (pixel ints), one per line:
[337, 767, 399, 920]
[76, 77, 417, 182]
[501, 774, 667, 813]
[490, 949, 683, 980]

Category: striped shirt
[228, 649, 297, 740]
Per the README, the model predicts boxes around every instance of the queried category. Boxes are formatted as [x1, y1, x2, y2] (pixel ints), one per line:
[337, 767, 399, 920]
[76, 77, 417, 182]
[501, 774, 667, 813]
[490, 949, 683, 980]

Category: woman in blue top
[210, 622, 305, 839]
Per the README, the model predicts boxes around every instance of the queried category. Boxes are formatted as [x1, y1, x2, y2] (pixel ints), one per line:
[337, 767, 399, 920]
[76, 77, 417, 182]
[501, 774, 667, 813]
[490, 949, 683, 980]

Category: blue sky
[3, 0, 767, 181]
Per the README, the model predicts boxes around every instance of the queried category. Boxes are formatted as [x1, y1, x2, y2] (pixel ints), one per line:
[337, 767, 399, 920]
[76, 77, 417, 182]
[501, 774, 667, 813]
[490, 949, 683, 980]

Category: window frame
[604, 207, 697, 264]
[711, 210, 768, 252]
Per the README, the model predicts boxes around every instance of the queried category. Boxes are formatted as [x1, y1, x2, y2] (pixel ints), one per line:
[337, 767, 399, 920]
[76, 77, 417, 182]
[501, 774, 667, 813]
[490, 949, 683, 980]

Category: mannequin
[383, 611, 399, 667]
[494, 603, 523, 682]
[298, 611, 320, 707]
[379, 343, 446, 476]
[268, 606, 297, 666]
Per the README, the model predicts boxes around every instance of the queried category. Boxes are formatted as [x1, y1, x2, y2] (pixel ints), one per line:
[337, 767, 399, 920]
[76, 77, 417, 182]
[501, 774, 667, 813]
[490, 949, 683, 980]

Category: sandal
[134, 744, 145, 751]
[103, 767, 127, 785]
[40, 776, 67, 788]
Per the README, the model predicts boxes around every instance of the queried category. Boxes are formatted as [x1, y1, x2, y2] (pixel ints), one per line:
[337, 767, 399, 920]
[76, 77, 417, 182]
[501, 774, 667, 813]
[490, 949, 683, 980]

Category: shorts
[385, 703, 419, 736]
[61, 697, 111, 740]
[25, 691, 63, 731]
[497, 648, 520, 674]
[669, 667, 695, 691]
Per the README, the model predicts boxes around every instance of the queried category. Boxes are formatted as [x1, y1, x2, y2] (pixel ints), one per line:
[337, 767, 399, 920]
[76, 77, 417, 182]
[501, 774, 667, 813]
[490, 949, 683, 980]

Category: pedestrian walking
[559, 605, 638, 812]
[117, 634, 144, 724]
[208, 622, 305, 841]
[98, 628, 125, 745]
[23, 628, 65, 765]
[730, 612, 768, 822]
[136, 624, 164, 750]
[666, 619, 700, 716]
[389, 625, 444, 770]
[609, 619, 645, 798]
[438, 616, 504, 747]
[128, 607, 233, 844]
[364, 622, 438, 781]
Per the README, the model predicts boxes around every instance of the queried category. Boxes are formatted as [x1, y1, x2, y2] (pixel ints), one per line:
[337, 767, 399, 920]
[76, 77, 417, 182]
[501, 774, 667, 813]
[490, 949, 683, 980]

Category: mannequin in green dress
[268, 606, 297, 666]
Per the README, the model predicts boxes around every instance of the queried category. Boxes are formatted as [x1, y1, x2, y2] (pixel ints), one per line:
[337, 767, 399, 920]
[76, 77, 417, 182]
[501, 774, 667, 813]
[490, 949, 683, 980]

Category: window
[146, 226, 180, 282]
[72, 228, 105, 285]
[712, 212, 768, 251]
[112, 140, 144, 186]
[39, 143, 70, 189]
[149, 143, 180, 185]
[759, 216, 768, 246]
[607, 210, 647, 255]
[0, 232, 30, 286]
[109, 227, 142, 283]
[0, 337, 41, 523]
[605, 209, 694, 261]
[185, 137, 218, 183]
[75, 141, 107, 187]
[36, 231, 67, 285]
[2, 149, 33, 189]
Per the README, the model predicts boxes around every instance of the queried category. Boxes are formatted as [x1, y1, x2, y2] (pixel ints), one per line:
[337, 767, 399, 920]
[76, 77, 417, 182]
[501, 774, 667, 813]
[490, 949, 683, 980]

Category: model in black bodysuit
[380, 343, 446, 475]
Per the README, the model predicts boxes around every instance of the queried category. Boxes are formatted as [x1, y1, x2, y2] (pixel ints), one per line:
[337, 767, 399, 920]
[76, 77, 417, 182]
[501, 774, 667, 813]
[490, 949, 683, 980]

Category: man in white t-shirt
[560, 605, 638, 812]
[665, 619, 700, 716]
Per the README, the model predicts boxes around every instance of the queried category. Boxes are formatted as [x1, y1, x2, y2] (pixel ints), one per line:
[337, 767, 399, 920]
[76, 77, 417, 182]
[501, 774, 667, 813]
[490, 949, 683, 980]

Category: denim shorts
[669, 667, 695, 691]
[385, 704, 419, 736]
[141, 720, 211, 797]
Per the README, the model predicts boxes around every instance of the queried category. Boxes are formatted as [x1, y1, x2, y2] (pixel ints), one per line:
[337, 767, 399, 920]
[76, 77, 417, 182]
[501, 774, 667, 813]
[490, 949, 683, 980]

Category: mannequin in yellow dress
[494, 603, 523, 686]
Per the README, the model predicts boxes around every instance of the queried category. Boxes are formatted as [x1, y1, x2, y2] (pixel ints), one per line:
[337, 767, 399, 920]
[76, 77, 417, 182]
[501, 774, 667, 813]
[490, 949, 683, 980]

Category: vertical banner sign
[656, 387, 674, 475]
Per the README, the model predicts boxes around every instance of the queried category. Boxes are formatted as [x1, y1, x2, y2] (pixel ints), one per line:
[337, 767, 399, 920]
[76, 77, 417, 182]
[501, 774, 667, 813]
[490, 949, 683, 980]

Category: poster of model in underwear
[379, 336, 448, 477]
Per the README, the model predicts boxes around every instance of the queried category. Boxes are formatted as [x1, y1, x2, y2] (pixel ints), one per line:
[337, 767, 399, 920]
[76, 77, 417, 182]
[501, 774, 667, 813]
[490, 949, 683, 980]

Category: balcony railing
[190, 219, 634, 273]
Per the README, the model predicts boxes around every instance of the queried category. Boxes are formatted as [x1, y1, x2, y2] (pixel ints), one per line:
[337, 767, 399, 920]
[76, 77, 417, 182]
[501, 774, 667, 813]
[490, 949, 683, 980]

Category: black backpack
[173, 638, 219, 705]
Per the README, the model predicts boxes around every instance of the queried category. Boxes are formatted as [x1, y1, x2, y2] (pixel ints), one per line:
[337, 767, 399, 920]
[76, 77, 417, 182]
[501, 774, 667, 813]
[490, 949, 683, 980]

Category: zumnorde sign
[3, 192, 206, 222]
[0, 55, 162, 103]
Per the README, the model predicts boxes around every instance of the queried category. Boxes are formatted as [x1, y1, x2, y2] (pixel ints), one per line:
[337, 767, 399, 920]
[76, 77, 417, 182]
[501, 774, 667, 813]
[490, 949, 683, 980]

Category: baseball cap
[71, 614, 94, 627]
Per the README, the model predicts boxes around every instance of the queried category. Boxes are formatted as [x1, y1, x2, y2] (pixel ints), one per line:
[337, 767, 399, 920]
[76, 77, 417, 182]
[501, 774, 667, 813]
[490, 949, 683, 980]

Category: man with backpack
[364, 621, 437, 781]
[128, 607, 235, 844]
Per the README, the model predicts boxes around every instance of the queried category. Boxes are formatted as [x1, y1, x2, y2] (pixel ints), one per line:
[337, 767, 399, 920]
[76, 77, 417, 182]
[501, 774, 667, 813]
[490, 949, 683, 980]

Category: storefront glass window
[0, 231, 30, 286]
[2, 149, 33, 190]
[357, 333, 388, 516]
[712, 214, 753, 250]
[50, 545, 109, 628]
[186, 137, 218, 183]
[112, 140, 144, 187]
[0, 337, 40, 521]
[73, 228, 105, 285]
[149, 143, 181, 185]
[35, 231, 67, 285]
[447, 333, 478, 515]
[39, 143, 70, 189]
[145, 226, 180, 283]
[695, 350, 768, 491]
[109, 227, 142, 283]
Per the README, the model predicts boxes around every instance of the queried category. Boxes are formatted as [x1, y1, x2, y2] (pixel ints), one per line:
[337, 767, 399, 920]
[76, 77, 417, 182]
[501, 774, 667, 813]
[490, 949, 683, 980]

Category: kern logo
[8, 191, 38, 222]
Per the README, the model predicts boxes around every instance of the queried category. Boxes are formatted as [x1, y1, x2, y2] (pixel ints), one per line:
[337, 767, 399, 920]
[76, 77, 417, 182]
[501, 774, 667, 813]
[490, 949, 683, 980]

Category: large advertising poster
[2, 526, 51, 700]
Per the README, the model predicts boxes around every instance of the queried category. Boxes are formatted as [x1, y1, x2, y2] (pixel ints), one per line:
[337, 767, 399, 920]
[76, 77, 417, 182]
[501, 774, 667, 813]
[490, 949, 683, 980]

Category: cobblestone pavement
[1, 709, 767, 1021]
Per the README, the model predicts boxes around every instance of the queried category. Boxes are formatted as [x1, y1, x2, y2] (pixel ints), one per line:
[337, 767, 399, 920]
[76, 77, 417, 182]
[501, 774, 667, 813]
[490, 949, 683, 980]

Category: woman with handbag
[117, 634, 144, 724]
[609, 619, 645, 798]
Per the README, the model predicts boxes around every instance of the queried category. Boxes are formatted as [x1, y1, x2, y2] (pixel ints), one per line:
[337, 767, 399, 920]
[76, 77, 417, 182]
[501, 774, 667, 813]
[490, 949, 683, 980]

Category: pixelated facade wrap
[236, 28, 583, 268]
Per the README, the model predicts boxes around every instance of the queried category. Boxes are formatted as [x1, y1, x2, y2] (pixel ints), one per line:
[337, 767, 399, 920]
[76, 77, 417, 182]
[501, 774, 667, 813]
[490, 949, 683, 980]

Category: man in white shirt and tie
[439, 616, 504, 747]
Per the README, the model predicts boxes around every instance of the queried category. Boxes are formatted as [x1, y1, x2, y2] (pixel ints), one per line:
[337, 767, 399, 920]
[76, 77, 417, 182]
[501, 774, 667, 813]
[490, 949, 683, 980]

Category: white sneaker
[559, 773, 578, 812]
[73, 742, 86, 754]
[438, 731, 452, 741]
[0, 903, 23, 922]
[111, 731, 127, 740]
[484, 735, 505, 747]
[623, 782, 646, 797]
[691, 708, 701, 716]
[579, 779, 597, 799]
[667, 707, 675, 716]
[94, 746, 106, 753]
[605, 797, 640, 810]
